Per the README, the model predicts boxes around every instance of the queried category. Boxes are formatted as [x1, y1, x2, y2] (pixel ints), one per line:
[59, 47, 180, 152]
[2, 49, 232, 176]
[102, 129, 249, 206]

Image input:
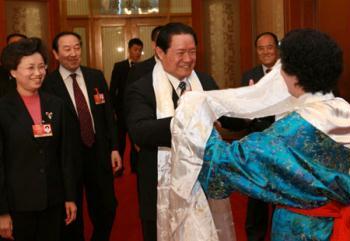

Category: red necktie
[70, 73, 95, 147]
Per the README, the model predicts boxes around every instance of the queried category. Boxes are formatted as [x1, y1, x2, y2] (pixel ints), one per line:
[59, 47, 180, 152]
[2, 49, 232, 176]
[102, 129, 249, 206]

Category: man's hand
[249, 79, 255, 86]
[65, 201, 77, 225]
[0, 214, 14, 240]
[111, 150, 122, 174]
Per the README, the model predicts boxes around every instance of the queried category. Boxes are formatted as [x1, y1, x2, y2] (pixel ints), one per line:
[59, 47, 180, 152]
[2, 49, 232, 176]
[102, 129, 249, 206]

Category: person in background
[240, 32, 280, 241]
[42, 31, 121, 241]
[199, 28, 350, 241]
[110, 37, 143, 175]
[0, 33, 27, 98]
[126, 25, 163, 86]
[0, 37, 76, 241]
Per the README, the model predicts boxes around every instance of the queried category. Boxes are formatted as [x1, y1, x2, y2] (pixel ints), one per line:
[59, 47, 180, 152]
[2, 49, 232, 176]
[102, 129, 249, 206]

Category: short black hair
[280, 29, 343, 94]
[151, 25, 163, 42]
[1, 37, 48, 71]
[6, 33, 27, 44]
[52, 31, 82, 52]
[128, 38, 143, 49]
[156, 22, 197, 53]
[255, 32, 279, 47]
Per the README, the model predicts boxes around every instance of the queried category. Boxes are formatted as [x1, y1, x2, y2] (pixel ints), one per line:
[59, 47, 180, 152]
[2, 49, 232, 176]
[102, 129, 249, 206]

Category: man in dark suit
[241, 32, 279, 241]
[126, 25, 163, 86]
[42, 31, 122, 241]
[110, 38, 143, 175]
[124, 22, 242, 241]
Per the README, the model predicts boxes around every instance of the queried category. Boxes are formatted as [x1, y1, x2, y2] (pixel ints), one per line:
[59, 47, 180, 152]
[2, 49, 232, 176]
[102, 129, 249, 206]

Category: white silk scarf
[153, 62, 222, 241]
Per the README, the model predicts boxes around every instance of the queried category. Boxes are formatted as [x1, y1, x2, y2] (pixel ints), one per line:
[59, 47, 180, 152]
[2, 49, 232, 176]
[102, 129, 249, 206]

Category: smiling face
[10, 52, 46, 96]
[156, 34, 196, 80]
[256, 34, 279, 68]
[53, 34, 82, 72]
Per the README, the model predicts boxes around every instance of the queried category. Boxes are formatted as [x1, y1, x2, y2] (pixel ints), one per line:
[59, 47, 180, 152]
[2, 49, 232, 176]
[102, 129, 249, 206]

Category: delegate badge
[94, 88, 105, 105]
[32, 124, 53, 138]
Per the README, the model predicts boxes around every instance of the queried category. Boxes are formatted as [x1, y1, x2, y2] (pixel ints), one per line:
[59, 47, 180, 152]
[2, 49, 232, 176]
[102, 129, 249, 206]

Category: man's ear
[155, 47, 165, 61]
[52, 50, 59, 60]
[10, 70, 16, 79]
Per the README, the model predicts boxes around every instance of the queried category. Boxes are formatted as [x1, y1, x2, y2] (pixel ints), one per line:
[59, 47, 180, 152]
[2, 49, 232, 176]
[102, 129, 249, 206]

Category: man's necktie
[70, 73, 95, 147]
[266, 68, 272, 74]
[178, 81, 187, 95]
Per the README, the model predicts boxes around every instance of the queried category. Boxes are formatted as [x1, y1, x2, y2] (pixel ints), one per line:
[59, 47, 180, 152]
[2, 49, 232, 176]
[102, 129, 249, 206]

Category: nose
[182, 52, 193, 62]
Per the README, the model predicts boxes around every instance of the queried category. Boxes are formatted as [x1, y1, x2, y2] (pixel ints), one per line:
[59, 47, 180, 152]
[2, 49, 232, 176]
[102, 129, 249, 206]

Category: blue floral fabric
[199, 112, 350, 241]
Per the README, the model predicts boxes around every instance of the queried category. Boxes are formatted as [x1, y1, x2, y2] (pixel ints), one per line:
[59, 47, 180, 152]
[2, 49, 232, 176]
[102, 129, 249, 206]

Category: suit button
[39, 168, 45, 174]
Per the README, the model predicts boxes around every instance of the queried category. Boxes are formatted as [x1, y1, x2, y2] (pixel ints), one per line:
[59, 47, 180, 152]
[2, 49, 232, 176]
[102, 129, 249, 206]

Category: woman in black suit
[0, 38, 76, 241]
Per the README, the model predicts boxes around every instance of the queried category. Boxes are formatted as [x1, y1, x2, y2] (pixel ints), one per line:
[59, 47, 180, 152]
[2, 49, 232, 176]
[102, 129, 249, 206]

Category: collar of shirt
[59, 65, 83, 82]
[262, 58, 280, 75]
[166, 73, 191, 97]
[58, 65, 96, 131]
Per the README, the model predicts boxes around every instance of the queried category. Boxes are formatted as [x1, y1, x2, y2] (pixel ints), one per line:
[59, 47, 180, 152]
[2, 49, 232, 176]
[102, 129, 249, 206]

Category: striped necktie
[70, 73, 94, 147]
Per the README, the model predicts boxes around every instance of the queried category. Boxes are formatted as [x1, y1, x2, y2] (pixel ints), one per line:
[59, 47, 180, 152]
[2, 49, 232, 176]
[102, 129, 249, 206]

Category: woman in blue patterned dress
[199, 29, 350, 241]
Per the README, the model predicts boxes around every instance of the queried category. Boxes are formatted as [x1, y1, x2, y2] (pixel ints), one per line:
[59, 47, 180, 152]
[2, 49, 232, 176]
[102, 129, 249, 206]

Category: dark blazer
[126, 56, 156, 86]
[110, 59, 131, 124]
[42, 66, 118, 199]
[124, 71, 218, 221]
[0, 66, 16, 98]
[241, 65, 265, 86]
[0, 90, 75, 214]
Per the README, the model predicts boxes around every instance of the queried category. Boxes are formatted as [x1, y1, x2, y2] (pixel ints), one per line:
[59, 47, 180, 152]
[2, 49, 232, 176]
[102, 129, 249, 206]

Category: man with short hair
[241, 32, 280, 241]
[127, 25, 163, 86]
[124, 22, 239, 241]
[110, 37, 143, 175]
[42, 31, 122, 241]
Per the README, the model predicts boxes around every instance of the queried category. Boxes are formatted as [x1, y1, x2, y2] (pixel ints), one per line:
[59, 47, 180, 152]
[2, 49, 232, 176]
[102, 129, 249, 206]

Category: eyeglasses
[19, 64, 48, 74]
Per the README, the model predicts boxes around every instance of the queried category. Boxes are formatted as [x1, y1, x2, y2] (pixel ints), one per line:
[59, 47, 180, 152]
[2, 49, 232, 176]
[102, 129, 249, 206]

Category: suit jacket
[0, 90, 75, 214]
[0, 65, 16, 98]
[241, 65, 275, 132]
[124, 71, 218, 220]
[241, 65, 265, 86]
[126, 56, 156, 87]
[110, 59, 131, 126]
[42, 66, 118, 193]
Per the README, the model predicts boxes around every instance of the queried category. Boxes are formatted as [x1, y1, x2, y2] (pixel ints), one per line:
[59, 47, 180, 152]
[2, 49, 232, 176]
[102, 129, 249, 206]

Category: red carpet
[83, 139, 251, 241]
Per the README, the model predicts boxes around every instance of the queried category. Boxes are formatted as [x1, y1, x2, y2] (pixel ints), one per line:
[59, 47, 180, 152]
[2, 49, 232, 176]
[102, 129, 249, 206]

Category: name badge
[32, 124, 53, 138]
[94, 88, 105, 105]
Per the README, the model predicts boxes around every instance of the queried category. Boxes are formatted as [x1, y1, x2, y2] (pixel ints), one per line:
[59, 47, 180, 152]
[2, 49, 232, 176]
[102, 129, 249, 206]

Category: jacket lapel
[81, 67, 97, 121]
[53, 70, 78, 119]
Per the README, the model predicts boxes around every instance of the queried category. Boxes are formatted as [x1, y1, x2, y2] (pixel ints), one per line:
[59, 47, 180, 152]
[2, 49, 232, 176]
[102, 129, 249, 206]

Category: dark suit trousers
[141, 220, 157, 241]
[245, 197, 269, 241]
[7, 204, 62, 241]
[118, 123, 138, 173]
[61, 143, 116, 241]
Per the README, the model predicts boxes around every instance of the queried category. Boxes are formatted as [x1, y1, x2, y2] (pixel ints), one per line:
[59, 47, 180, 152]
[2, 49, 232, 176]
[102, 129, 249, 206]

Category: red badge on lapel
[32, 124, 53, 138]
[93, 88, 105, 105]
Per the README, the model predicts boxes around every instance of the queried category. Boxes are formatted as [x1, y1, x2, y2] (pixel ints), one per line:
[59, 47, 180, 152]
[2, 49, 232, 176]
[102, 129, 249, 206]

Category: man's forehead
[169, 34, 196, 48]
[58, 35, 80, 47]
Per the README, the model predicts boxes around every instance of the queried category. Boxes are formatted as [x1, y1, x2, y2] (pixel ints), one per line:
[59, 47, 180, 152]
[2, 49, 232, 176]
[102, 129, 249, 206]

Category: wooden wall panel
[239, 0, 253, 75]
[317, 0, 350, 101]
[191, 0, 205, 72]
[0, 0, 6, 50]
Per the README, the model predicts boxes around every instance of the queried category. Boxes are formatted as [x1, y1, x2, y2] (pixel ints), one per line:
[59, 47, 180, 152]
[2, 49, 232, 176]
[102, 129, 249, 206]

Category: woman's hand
[65, 202, 77, 225]
[0, 214, 14, 240]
